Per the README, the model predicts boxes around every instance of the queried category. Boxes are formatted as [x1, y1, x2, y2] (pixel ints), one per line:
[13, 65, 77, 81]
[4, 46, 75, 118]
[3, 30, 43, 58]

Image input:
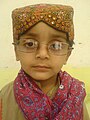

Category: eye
[49, 41, 62, 50]
[22, 39, 38, 48]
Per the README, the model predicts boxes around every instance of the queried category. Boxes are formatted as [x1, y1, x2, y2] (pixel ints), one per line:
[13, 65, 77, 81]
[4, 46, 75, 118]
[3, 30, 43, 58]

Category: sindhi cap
[12, 4, 74, 41]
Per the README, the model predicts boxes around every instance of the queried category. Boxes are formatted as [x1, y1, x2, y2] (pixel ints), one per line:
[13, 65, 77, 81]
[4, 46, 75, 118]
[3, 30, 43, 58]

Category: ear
[14, 47, 20, 61]
[64, 50, 72, 65]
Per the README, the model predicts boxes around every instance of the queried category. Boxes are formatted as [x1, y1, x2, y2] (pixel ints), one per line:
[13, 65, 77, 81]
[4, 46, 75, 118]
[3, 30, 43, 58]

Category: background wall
[0, 0, 90, 114]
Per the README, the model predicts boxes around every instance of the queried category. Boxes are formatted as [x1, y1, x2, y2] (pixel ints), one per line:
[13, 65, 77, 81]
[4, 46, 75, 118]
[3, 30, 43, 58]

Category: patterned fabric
[14, 69, 86, 120]
[12, 4, 74, 42]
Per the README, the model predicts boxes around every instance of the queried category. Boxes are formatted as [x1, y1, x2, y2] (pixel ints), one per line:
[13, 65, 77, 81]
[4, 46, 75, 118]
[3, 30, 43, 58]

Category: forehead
[20, 22, 67, 40]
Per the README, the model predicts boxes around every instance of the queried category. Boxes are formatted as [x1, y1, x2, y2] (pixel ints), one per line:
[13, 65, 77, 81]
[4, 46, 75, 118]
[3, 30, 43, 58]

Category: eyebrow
[25, 32, 38, 37]
[50, 34, 67, 40]
[23, 32, 67, 41]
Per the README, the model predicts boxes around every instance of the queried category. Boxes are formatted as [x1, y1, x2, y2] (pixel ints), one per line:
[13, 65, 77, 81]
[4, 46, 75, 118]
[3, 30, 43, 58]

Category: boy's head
[12, 4, 74, 81]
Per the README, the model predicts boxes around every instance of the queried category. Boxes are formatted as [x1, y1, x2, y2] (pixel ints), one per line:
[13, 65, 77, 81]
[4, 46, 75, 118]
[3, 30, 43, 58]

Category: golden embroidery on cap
[12, 4, 74, 41]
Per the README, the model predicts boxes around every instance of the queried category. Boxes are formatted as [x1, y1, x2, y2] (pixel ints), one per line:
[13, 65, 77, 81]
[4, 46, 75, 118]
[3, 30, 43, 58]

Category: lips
[34, 66, 50, 68]
[32, 65, 51, 71]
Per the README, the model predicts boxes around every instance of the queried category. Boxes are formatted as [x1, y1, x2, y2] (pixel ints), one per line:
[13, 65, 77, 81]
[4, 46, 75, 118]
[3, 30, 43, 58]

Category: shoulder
[0, 81, 16, 111]
[61, 71, 88, 118]
[0, 81, 14, 99]
[61, 71, 85, 88]
[0, 81, 15, 108]
[71, 75, 86, 99]
[61, 71, 86, 98]
[0, 81, 25, 120]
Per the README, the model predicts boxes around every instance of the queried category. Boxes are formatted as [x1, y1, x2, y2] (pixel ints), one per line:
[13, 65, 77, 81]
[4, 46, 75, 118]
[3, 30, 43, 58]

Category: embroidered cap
[12, 4, 74, 42]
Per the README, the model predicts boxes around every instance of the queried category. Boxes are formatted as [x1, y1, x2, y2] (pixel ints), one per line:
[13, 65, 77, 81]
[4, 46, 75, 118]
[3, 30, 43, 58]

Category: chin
[33, 75, 51, 81]
[29, 72, 53, 81]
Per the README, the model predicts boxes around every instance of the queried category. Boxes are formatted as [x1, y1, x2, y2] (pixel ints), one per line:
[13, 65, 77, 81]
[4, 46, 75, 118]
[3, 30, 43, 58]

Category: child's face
[15, 22, 71, 81]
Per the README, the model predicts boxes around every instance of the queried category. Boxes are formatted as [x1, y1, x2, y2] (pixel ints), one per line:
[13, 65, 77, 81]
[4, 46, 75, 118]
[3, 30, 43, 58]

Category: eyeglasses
[12, 39, 73, 56]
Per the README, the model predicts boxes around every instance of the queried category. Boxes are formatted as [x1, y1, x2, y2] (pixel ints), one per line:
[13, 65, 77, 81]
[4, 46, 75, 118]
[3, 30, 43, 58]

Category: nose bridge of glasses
[39, 41, 48, 45]
[35, 42, 50, 58]
[37, 42, 49, 53]
[37, 42, 49, 50]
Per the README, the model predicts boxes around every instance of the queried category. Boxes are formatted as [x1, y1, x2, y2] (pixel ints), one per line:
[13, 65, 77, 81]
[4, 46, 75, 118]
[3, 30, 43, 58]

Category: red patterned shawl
[14, 69, 86, 120]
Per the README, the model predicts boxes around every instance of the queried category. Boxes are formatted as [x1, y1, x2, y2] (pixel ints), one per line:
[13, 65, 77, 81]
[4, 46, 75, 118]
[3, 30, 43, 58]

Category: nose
[35, 44, 49, 59]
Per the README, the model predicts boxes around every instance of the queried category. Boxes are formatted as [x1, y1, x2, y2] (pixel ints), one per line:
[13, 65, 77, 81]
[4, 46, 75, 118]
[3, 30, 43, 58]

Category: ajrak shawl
[14, 69, 86, 120]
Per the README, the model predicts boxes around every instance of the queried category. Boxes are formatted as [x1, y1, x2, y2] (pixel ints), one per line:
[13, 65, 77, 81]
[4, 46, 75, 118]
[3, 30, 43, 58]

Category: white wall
[0, 0, 90, 68]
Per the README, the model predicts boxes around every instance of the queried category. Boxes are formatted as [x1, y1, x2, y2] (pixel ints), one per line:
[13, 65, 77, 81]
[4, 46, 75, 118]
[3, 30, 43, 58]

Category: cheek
[19, 56, 32, 74]
[17, 53, 33, 66]
[53, 56, 67, 65]
[51, 56, 67, 72]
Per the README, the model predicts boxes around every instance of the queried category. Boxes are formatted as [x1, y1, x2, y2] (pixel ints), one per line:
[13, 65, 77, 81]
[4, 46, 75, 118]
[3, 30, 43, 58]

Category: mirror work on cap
[12, 4, 74, 41]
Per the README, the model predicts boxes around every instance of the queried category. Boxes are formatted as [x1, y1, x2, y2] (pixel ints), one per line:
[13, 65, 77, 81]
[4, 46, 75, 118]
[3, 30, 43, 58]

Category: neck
[34, 74, 59, 94]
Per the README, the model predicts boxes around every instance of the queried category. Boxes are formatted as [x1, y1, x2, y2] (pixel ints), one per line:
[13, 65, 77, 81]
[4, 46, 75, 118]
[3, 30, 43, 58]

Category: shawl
[14, 69, 86, 120]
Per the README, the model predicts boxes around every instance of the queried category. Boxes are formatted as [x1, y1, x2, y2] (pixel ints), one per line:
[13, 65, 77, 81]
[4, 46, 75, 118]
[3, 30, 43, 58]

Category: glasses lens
[49, 42, 69, 55]
[16, 39, 38, 53]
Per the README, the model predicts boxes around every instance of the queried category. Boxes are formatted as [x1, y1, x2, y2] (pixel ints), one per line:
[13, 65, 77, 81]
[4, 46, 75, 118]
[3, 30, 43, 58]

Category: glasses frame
[12, 40, 74, 56]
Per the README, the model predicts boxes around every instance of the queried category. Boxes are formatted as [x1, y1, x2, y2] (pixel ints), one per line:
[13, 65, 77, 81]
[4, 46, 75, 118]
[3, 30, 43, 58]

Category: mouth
[32, 65, 51, 71]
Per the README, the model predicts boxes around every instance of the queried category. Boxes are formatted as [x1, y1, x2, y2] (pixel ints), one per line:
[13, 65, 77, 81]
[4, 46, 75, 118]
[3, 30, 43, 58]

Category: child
[0, 3, 89, 120]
